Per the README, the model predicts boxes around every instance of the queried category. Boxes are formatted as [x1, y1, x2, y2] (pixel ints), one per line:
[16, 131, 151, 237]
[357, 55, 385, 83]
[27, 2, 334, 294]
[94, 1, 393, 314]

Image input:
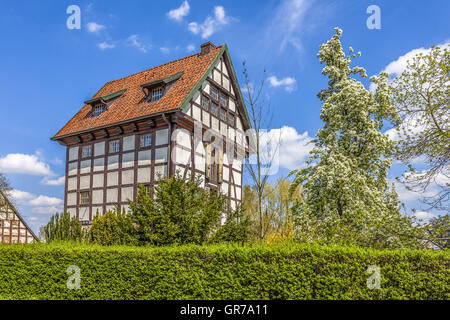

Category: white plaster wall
[107, 188, 118, 203]
[67, 177, 77, 191]
[175, 129, 191, 149]
[223, 166, 229, 182]
[221, 182, 229, 195]
[68, 162, 78, 176]
[223, 77, 230, 91]
[107, 171, 118, 186]
[93, 158, 104, 172]
[233, 171, 242, 184]
[220, 122, 227, 136]
[195, 154, 205, 171]
[123, 135, 135, 151]
[202, 110, 210, 127]
[138, 150, 151, 166]
[67, 193, 76, 206]
[68, 147, 79, 161]
[230, 200, 236, 211]
[94, 142, 105, 157]
[195, 142, 205, 156]
[92, 174, 104, 188]
[211, 117, 219, 132]
[236, 187, 242, 200]
[154, 165, 167, 180]
[175, 147, 190, 165]
[122, 152, 134, 168]
[155, 147, 167, 164]
[237, 118, 243, 130]
[233, 157, 243, 171]
[92, 190, 103, 204]
[192, 105, 201, 121]
[137, 167, 151, 183]
[80, 176, 90, 190]
[214, 69, 221, 84]
[108, 155, 119, 170]
[194, 90, 201, 104]
[229, 98, 235, 112]
[78, 207, 89, 220]
[67, 207, 76, 219]
[122, 169, 134, 185]
[80, 160, 91, 174]
[121, 187, 134, 202]
[156, 128, 169, 146]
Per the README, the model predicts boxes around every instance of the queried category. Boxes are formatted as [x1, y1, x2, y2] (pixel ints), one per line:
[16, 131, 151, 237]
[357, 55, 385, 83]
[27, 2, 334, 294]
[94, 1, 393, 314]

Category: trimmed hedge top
[0, 243, 448, 300]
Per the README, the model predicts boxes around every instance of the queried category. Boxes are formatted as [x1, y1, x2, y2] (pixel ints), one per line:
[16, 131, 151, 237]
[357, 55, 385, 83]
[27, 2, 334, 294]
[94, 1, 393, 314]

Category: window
[151, 88, 163, 101]
[81, 146, 92, 158]
[210, 87, 218, 100]
[227, 113, 235, 126]
[201, 95, 209, 111]
[109, 140, 120, 153]
[80, 192, 90, 205]
[91, 104, 106, 117]
[220, 108, 226, 122]
[211, 102, 219, 117]
[140, 134, 152, 147]
[220, 94, 227, 107]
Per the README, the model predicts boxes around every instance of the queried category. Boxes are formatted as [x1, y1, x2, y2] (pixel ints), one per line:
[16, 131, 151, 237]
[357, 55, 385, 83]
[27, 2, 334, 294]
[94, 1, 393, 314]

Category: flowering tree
[390, 45, 449, 213]
[290, 28, 420, 248]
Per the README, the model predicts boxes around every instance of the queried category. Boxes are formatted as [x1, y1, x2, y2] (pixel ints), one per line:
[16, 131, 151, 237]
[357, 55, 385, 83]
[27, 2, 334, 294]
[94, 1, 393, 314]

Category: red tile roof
[53, 45, 224, 139]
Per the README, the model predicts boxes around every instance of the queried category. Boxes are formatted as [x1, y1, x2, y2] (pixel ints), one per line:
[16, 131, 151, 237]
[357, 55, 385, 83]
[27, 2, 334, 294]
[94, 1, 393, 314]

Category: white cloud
[126, 34, 150, 53]
[160, 46, 170, 54]
[0, 153, 54, 176]
[257, 126, 314, 171]
[268, 76, 297, 92]
[370, 41, 450, 92]
[98, 42, 115, 50]
[41, 176, 65, 186]
[188, 6, 231, 39]
[29, 195, 63, 207]
[167, 1, 190, 22]
[9, 189, 34, 204]
[267, 0, 313, 52]
[86, 22, 106, 33]
[186, 44, 195, 52]
[10, 189, 63, 216]
[413, 210, 437, 221]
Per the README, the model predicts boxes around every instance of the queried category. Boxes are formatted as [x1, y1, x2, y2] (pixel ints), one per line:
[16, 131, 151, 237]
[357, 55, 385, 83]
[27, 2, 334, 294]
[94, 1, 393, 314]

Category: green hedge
[0, 243, 448, 300]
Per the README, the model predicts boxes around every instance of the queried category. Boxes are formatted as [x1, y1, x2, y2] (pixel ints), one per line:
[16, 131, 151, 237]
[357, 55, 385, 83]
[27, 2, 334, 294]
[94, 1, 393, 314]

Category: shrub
[129, 175, 225, 246]
[0, 243, 448, 300]
[88, 207, 137, 246]
[43, 212, 84, 243]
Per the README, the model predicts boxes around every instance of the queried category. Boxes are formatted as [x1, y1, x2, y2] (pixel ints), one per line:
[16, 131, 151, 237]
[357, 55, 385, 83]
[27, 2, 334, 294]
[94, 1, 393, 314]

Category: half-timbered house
[0, 189, 38, 244]
[52, 42, 250, 225]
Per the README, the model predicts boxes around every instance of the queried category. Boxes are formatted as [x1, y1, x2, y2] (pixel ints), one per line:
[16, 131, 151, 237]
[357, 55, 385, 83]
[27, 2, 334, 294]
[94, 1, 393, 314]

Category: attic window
[91, 104, 106, 117]
[151, 88, 163, 102]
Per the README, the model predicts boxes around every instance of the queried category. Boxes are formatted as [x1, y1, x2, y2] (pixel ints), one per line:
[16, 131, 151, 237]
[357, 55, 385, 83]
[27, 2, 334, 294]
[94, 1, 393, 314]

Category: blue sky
[0, 0, 448, 233]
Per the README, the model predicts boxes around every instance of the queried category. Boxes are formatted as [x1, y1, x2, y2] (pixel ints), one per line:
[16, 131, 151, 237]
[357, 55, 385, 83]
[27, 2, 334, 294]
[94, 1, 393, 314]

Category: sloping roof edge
[0, 189, 39, 242]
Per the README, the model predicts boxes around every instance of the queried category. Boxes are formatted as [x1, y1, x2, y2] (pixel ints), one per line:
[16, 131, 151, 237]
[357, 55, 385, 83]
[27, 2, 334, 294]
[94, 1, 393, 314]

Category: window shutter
[218, 149, 224, 183]
[206, 143, 212, 179]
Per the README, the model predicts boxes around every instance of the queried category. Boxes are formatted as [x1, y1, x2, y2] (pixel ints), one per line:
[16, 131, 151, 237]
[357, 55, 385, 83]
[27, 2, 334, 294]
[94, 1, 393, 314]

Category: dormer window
[91, 104, 106, 117]
[151, 88, 163, 102]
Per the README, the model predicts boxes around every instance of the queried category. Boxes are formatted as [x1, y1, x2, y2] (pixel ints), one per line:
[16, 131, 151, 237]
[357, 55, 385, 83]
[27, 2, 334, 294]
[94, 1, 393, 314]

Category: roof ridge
[103, 44, 224, 87]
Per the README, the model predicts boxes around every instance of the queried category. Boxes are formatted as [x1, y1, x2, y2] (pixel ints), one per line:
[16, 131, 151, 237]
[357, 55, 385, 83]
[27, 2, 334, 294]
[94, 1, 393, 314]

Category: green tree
[88, 207, 137, 246]
[242, 178, 301, 242]
[210, 206, 251, 244]
[290, 28, 420, 248]
[129, 175, 225, 246]
[43, 212, 84, 242]
[390, 45, 449, 213]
